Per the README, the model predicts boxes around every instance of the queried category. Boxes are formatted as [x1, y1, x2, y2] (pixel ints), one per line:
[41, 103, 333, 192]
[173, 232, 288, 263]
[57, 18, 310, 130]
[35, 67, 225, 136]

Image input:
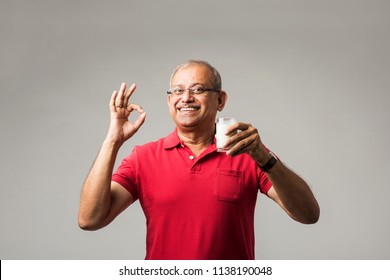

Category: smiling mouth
[178, 107, 200, 112]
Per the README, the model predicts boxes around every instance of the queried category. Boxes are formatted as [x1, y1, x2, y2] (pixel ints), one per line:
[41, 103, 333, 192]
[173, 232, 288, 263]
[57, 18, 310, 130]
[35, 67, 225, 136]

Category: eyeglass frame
[167, 86, 220, 96]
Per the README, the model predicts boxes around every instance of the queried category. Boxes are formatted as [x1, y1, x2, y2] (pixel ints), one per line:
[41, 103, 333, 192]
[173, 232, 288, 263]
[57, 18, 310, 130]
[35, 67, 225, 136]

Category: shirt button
[189, 155, 195, 160]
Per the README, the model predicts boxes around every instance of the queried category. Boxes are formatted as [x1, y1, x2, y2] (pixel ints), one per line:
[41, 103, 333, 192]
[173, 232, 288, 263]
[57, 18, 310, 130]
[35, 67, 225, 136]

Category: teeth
[180, 108, 197, 111]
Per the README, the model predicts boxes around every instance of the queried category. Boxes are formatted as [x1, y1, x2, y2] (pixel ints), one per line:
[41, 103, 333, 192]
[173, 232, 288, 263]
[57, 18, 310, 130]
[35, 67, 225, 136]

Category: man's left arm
[259, 156, 320, 224]
[225, 122, 320, 224]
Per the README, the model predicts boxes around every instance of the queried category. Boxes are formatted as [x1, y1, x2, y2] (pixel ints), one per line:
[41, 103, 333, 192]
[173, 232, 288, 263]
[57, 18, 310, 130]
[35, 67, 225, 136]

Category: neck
[177, 128, 215, 157]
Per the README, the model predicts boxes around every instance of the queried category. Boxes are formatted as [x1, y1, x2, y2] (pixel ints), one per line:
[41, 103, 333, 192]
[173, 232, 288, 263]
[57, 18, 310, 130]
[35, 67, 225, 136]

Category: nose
[181, 89, 195, 102]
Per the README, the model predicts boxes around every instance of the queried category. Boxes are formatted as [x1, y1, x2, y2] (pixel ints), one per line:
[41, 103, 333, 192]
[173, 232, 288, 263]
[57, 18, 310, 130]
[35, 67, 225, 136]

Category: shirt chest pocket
[214, 169, 243, 202]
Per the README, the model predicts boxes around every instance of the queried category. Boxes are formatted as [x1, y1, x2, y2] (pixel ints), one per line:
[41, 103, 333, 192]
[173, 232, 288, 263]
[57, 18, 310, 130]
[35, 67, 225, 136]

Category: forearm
[78, 139, 121, 229]
[266, 160, 320, 224]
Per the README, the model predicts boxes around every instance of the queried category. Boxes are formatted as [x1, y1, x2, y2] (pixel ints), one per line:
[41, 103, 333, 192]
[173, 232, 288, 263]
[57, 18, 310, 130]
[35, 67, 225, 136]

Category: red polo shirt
[112, 129, 272, 260]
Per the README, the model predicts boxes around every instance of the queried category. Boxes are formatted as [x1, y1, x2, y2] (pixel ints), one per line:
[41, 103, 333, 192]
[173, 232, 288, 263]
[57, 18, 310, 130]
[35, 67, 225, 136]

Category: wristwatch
[259, 152, 278, 172]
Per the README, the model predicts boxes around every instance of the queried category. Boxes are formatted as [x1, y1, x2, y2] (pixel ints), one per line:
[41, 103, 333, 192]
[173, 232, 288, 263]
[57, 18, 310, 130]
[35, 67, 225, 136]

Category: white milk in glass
[216, 117, 237, 152]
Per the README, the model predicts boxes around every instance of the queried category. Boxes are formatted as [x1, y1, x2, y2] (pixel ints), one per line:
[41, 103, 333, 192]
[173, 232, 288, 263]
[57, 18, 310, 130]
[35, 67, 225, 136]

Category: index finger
[226, 122, 245, 136]
[126, 103, 144, 113]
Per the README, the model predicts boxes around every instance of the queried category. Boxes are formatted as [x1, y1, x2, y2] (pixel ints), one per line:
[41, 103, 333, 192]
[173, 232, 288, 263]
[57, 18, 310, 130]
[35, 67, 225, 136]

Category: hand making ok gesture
[106, 82, 146, 145]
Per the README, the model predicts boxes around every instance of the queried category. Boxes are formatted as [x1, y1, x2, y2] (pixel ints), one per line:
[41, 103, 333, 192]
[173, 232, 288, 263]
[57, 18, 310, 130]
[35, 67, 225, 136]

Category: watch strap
[259, 153, 278, 172]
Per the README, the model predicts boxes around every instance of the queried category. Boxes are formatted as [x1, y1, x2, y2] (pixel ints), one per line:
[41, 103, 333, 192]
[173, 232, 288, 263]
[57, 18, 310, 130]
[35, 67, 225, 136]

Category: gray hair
[169, 59, 222, 90]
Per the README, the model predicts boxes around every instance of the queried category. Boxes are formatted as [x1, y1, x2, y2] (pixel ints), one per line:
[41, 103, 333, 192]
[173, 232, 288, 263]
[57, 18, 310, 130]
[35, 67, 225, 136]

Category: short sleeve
[112, 149, 139, 201]
[258, 168, 273, 194]
[258, 149, 278, 194]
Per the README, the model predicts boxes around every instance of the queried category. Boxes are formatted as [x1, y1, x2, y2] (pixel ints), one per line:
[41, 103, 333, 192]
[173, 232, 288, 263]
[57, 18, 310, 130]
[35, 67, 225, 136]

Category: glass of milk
[216, 117, 237, 152]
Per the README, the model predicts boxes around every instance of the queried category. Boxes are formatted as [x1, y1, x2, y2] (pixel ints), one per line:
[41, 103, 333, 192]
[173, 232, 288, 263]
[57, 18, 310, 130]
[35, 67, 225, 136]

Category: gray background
[1, 0, 389, 259]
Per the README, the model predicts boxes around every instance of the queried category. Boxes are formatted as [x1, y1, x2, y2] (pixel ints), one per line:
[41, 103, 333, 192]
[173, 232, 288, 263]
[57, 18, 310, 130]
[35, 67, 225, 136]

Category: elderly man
[78, 60, 320, 260]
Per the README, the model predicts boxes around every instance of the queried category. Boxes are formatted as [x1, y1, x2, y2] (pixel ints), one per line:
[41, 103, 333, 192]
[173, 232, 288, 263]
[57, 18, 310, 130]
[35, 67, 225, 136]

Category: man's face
[167, 64, 226, 132]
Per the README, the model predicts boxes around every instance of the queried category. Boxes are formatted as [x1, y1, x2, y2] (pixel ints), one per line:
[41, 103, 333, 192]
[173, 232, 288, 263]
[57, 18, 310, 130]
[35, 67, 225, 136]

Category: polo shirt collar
[163, 128, 217, 151]
[163, 128, 182, 149]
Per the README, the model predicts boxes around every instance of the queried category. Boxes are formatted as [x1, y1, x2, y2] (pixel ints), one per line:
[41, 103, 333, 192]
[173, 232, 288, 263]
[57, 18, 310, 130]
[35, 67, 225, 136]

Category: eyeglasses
[167, 86, 220, 96]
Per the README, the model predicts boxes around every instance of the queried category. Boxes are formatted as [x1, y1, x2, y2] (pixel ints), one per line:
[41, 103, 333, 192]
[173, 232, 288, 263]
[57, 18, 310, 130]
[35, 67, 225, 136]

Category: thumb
[133, 111, 147, 131]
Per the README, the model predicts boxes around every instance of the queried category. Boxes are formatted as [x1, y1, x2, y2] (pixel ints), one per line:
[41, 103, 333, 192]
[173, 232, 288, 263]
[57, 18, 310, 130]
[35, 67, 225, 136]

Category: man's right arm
[78, 140, 134, 231]
[78, 82, 146, 230]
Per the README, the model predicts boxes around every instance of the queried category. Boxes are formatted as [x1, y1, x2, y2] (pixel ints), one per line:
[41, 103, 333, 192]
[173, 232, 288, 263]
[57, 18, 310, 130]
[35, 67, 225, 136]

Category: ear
[217, 90, 228, 111]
